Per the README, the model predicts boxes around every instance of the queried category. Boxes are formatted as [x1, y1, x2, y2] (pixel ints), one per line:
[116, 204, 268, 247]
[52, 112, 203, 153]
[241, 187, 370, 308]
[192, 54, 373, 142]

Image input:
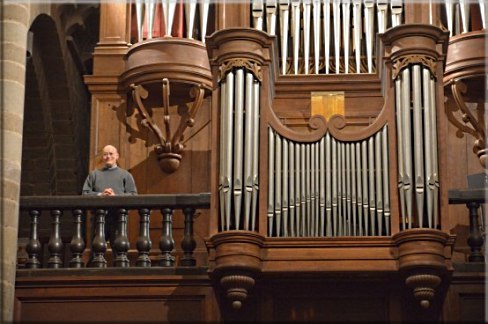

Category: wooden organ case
[78, 1, 485, 322]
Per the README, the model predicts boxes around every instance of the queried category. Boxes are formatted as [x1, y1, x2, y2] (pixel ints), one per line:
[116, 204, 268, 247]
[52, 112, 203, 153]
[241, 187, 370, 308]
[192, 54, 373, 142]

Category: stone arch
[21, 10, 95, 197]
[19, 9, 97, 240]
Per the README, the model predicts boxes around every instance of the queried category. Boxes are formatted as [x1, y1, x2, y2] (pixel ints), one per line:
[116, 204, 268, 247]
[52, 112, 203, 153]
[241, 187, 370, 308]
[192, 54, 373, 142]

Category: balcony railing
[19, 193, 210, 269]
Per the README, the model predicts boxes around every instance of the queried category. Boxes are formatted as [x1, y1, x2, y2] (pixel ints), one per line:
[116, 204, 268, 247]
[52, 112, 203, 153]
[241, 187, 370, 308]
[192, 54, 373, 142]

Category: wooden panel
[442, 269, 486, 322]
[14, 270, 220, 322]
[18, 299, 203, 322]
[255, 278, 403, 322]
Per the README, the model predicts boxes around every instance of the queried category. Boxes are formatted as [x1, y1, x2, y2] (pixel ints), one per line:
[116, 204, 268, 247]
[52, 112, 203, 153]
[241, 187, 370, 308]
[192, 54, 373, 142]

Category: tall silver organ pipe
[219, 69, 261, 232]
[162, 0, 176, 37]
[185, 0, 197, 39]
[233, 69, 245, 230]
[395, 65, 439, 230]
[145, 0, 156, 39]
[199, 0, 210, 43]
[267, 0, 278, 36]
[252, 0, 410, 75]
[135, 0, 145, 42]
[279, 0, 290, 75]
[253, 0, 264, 31]
[133, 1, 210, 42]
[303, 0, 312, 75]
[267, 126, 390, 237]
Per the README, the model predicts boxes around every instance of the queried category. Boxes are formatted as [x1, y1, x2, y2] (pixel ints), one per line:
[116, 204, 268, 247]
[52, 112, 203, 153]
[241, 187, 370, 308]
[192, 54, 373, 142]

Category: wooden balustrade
[20, 194, 210, 269]
[448, 188, 486, 262]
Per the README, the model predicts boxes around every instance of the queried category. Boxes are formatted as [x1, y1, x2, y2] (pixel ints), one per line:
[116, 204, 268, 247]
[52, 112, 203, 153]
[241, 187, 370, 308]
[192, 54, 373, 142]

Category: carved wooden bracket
[131, 78, 205, 173]
[393, 229, 452, 310]
[445, 78, 486, 168]
[207, 231, 264, 310]
[443, 30, 487, 168]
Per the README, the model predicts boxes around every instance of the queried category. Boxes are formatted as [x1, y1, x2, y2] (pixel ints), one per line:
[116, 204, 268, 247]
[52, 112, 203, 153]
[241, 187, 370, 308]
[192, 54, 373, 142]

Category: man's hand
[102, 188, 115, 196]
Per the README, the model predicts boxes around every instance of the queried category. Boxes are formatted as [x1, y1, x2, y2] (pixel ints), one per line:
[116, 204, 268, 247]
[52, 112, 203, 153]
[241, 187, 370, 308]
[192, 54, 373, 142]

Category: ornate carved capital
[392, 54, 436, 80]
[219, 58, 262, 83]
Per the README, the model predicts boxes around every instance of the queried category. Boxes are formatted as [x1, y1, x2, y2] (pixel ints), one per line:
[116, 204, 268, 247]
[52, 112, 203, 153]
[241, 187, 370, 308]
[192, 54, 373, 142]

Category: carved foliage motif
[219, 58, 262, 82]
[392, 55, 437, 80]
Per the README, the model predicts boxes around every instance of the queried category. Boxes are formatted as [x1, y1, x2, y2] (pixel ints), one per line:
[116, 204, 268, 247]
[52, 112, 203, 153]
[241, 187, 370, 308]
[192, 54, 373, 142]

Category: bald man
[82, 145, 137, 253]
[82, 145, 137, 196]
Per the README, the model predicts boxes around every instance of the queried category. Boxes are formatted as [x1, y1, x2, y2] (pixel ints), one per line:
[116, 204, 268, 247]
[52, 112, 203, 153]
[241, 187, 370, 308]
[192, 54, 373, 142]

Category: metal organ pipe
[145, 0, 156, 39]
[268, 128, 275, 236]
[364, 0, 375, 74]
[401, 68, 413, 229]
[395, 65, 439, 230]
[135, 0, 145, 42]
[352, 0, 362, 73]
[323, 0, 331, 74]
[303, 0, 312, 75]
[267, 0, 278, 36]
[429, 75, 439, 229]
[291, 0, 301, 75]
[266, 126, 390, 237]
[279, 0, 290, 75]
[333, 0, 341, 74]
[342, 0, 351, 74]
[313, 0, 321, 74]
[252, 0, 416, 75]
[219, 69, 261, 232]
[200, 0, 210, 43]
[251, 81, 260, 232]
[162, 0, 176, 37]
[244, 72, 255, 231]
[412, 65, 425, 228]
[223, 72, 234, 231]
[185, 0, 197, 39]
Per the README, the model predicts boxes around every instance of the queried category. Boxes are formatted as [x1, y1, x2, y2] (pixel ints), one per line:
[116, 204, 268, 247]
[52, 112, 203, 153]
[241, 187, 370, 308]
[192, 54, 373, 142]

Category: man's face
[102, 146, 119, 167]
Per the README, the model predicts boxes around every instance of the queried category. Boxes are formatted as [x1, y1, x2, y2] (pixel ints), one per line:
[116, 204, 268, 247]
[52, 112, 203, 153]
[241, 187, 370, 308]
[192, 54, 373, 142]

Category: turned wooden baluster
[113, 208, 130, 267]
[467, 202, 485, 262]
[47, 209, 64, 268]
[90, 209, 107, 268]
[25, 209, 42, 269]
[180, 207, 196, 266]
[136, 208, 152, 267]
[69, 209, 86, 268]
[159, 207, 175, 266]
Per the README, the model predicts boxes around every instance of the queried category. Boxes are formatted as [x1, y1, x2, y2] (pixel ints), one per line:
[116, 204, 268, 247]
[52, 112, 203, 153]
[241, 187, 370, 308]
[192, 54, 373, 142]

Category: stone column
[1, 3, 29, 322]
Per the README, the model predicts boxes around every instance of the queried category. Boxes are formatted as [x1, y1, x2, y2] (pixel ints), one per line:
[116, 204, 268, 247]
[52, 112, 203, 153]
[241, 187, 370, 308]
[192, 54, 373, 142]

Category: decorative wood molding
[219, 58, 262, 82]
[393, 229, 452, 310]
[130, 79, 206, 173]
[391, 54, 437, 80]
[207, 231, 265, 310]
[443, 30, 487, 168]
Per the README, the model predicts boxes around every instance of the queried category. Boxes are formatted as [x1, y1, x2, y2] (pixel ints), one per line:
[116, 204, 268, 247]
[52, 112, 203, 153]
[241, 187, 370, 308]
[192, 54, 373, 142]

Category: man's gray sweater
[82, 166, 137, 195]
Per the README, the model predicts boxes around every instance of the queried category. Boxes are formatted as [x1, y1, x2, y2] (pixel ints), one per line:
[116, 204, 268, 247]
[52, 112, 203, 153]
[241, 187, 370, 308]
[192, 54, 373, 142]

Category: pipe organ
[267, 126, 391, 237]
[71, 0, 486, 319]
[218, 65, 261, 232]
[252, 0, 405, 74]
[394, 64, 439, 230]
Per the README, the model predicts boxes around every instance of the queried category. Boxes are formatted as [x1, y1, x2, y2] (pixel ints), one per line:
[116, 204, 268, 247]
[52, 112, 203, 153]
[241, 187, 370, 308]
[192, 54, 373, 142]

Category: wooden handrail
[20, 193, 211, 210]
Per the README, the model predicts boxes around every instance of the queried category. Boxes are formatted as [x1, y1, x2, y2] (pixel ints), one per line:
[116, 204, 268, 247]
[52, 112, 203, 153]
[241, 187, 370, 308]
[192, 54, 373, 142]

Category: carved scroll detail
[219, 58, 263, 82]
[445, 79, 487, 168]
[130, 78, 206, 173]
[392, 55, 436, 79]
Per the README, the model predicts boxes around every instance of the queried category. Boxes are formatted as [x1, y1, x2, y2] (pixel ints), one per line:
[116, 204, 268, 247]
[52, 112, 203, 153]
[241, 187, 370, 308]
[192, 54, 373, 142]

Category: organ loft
[2, 1, 486, 322]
